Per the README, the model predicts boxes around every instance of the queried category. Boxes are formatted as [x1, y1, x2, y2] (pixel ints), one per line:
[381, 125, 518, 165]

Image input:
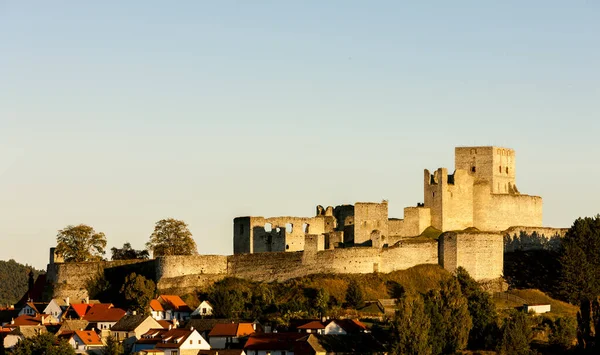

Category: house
[68, 330, 104, 352]
[63, 299, 101, 320]
[208, 322, 255, 349]
[8, 314, 58, 327]
[43, 297, 71, 322]
[135, 328, 211, 355]
[191, 300, 214, 318]
[244, 333, 305, 355]
[294, 333, 387, 355]
[296, 319, 367, 335]
[376, 299, 398, 316]
[150, 295, 193, 322]
[18, 302, 49, 317]
[198, 350, 246, 355]
[3, 326, 47, 350]
[110, 313, 163, 351]
[524, 304, 551, 314]
[82, 304, 126, 337]
[185, 318, 238, 341]
[56, 319, 90, 336]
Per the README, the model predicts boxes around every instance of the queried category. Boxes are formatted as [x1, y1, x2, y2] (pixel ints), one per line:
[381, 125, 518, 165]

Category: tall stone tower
[455, 146, 517, 194]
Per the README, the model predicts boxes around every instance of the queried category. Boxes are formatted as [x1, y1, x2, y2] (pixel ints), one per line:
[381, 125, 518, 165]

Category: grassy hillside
[0, 259, 44, 306]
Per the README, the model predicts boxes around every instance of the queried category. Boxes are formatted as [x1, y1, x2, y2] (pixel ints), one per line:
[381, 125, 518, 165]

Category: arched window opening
[285, 223, 293, 233]
[264, 223, 272, 232]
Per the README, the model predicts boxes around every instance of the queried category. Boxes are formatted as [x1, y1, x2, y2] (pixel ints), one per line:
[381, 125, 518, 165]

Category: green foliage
[0, 259, 43, 305]
[111, 242, 149, 260]
[146, 218, 198, 257]
[102, 334, 124, 355]
[313, 288, 330, 317]
[120, 272, 156, 314]
[208, 283, 246, 318]
[12, 332, 75, 355]
[55, 224, 107, 262]
[345, 279, 365, 309]
[558, 215, 600, 304]
[497, 310, 534, 355]
[391, 296, 432, 355]
[423, 278, 472, 355]
[456, 267, 499, 350]
[576, 297, 600, 351]
[548, 316, 576, 350]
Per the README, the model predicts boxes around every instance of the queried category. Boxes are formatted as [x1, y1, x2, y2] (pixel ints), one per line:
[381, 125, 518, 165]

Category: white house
[43, 297, 70, 322]
[152, 328, 211, 355]
[524, 304, 552, 314]
[110, 313, 163, 352]
[191, 301, 213, 317]
[149, 295, 193, 322]
[18, 302, 48, 317]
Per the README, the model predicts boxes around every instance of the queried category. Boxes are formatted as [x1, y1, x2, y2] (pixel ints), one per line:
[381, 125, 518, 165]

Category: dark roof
[0, 309, 20, 324]
[301, 333, 386, 353]
[208, 323, 255, 337]
[153, 328, 195, 349]
[184, 318, 239, 333]
[244, 333, 305, 351]
[111, 314, 152, 332]
[56, 320, 90, 335]
[331, 319, 368, 333]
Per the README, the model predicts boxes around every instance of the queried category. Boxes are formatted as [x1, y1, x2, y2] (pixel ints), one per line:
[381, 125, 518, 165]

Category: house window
[202, 308, 206, 314]
[190, 340, 193, 344]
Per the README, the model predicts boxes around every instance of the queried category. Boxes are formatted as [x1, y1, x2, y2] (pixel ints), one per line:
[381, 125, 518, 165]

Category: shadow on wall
[504, 231, 562, 252]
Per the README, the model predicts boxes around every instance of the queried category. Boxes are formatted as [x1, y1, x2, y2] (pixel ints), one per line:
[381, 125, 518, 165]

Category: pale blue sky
[1, 1, 598, 269]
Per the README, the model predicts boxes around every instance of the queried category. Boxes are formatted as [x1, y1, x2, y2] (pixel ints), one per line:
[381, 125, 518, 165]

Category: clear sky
[1, 1, 598, 269]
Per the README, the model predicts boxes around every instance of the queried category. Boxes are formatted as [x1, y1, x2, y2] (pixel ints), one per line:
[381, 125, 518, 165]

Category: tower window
[506, 167, 509, 174]
[471, 166, 476, 173]
[499, 166, 502, 173]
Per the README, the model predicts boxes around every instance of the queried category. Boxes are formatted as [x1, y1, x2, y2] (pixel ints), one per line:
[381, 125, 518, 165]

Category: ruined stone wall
[424, 168, 473, 231]
[504, 227, 567, 252]
[439, 232, 504, 281]
[455, 146, 516, 194]
[387, 207, 431, 238]
[233, 217, 252, 254]
[473, 184, 543, 231]
[155, 255, 228, 279]
[354, 202, 389, 245]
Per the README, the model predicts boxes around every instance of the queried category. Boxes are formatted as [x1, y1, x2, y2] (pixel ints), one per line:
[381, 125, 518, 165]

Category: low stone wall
[504, 227, 568, 252]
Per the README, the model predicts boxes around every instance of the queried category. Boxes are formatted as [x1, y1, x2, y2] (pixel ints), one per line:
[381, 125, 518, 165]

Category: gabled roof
[297, 320, 326, 330]
[56, 319, 90, 335]
[208, 323, 255, 337]
[13, 325, 47, 338]
[244, 333, 305, 351]
[153, 329, 197, 349]
[150, 299, 164, 312]
[157, 295, 192, 312]
[10, 314, 55, 326]
[68, 303, 94, 319]
[157, 320, 173, 329]
[74, 330, 103, 345]
[136, 328, 168, 345]
[299, 333, 386, 353]
[330, 319, 368, 333]
[184, 318, 237, 333]
[24, 302, 49, 314]
[111, 314, 155, 332]
[83, 304, 126, 322]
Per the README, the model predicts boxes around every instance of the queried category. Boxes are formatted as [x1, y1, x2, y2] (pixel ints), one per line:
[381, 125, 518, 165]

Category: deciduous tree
[55, 224, 107, 262]
[391, 295, 432, 355]
[496, 310, 533, 355]
[12, 332, 75, 355]
[120, 273, 156, 314]
[146, 218, 198, 256]
[111, 242, 149, 260]
[345, 279, 364, 309]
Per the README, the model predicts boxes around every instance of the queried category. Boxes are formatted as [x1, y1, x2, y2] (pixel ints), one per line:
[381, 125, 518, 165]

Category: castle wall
[155, 255, 228, 279]
[455, 146, 516, 194]
[424, 168, 473, 231]
[388, 207, 432, 238]
[504, 227, 567, 252]
[473, 184, 542, 231]
[354, 202, 389, 245]
[439, 232, 504, 280]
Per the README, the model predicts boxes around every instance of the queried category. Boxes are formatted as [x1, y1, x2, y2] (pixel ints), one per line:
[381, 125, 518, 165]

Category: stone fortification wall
[439, 232, 503, 281]
[388, 207, 431, 238]
[504, 226, 567, 252]
[424, 168, 474, 231]
[473, 184, 542, 231]
[354, 202, 389, 245]
[155, 255, 228, 279]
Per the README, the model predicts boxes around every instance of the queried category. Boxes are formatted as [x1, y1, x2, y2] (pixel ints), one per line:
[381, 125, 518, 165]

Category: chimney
[190, 326, 194, 331]
[132, 311, 137, 316]
[85, 297, 89, 304]
[65, 297, 70, 306]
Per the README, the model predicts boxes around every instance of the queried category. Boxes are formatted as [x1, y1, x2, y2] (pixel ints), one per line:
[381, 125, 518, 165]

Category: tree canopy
[12, 332, 75, 355]
[55, 224, 107, 262]
[0, 259, 43, 305]
[120, 272, 156, 314]
[111, 242, 149, 260]
[345, 279, 365, 309]
[146, 218, 198, 257]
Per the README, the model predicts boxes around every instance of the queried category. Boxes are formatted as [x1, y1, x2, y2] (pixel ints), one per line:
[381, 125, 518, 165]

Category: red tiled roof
[158, 295, 192, 312]
[157, 320, 172, 329]
[74, 330, 103, 345]
[150, 300, 164, 312]
[10, 314, 55, 326]
[297, 320, 326, 330]
[208, 323, 255, 337]
[83, 304, 125, 322]
[329, 319, 367, 333]
[244, 333, 305, 351]
[68, 303, 95, 318]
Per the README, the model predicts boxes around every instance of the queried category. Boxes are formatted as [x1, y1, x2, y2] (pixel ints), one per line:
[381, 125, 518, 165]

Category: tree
[345, 279, 364, 309]
[496, 310, 533, 355]
[102, 334, 124, 355]
[558, 215, 600, 304]
[55, 224, 107, 262]
[208, 284, 245, 318]
[391, 295, 432, 355]
[146, 218, 198, 257]
[313, 288, 330, 317]
[456, 267, 499, 350]
[120, 273, 156, 314]
[549, 316, 576, 350]
[424, 278, 472, 355]
[111, 242, 149, 260]
[12, 332, 75, 355]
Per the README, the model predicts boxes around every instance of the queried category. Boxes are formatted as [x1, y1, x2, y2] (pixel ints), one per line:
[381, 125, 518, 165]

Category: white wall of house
[524, 304, 551, 314]
[191, 301, 213, 317]
[43, 300, 66, 322]
[180, 330, 211, 350]
[151, 310, 165, 320]
[324, 322, 346, 335]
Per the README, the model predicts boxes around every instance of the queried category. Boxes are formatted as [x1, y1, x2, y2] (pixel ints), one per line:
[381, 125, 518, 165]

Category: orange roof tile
[83, 304, 126, 322]
[69, 303, 93, 318]
[158, 295, 192, 312]
[244, 333, 305, 351]
[297, 320, 326, 329]
[208, 323, 255, 337]
[74, 330, 103, 345]
[150, 299, 164, 312]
